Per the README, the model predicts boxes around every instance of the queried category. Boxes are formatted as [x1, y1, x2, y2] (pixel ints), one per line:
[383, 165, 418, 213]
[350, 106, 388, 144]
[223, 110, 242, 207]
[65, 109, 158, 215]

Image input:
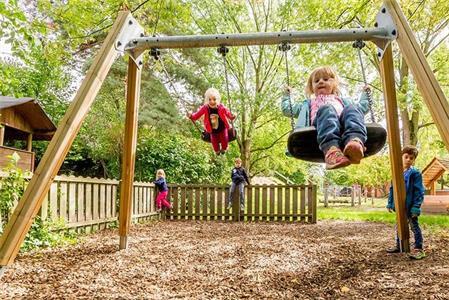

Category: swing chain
[149, 48, 204, 135]
[352, 40, 375, 123]
[217, 45, 234, 125]
[279, 41, 295, 131]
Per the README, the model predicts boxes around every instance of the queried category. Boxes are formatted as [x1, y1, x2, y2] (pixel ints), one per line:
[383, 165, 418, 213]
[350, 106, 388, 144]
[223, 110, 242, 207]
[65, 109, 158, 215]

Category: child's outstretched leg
[210, 133, 221, 155]
[341, 105, 367, 164]
[218, 129, 229, 155]
[314, 104, 350, 170]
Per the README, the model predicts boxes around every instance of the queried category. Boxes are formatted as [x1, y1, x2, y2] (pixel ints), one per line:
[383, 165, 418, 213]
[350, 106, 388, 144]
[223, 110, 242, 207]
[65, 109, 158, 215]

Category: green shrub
[0, 153, 30, 224]
[0, 153, 77, 251]
[21, 217, 77, 252]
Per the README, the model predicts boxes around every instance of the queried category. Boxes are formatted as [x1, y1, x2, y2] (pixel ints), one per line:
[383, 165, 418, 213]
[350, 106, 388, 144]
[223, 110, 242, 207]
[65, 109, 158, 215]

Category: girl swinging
[188, 88, 236, 155]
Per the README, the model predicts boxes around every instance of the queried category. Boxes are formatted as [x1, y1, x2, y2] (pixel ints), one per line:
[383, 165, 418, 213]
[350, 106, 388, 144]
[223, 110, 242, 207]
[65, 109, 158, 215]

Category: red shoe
[343, 138, 365, 164]
[325, 146, 350, 170]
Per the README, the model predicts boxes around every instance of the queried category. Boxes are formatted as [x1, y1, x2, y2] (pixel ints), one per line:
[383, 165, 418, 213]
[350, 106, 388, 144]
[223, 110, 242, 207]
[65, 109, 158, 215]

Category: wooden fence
[1, 174, 317, 231]
[322, 185, 362, 207]
[168, 184, 317, 223]
[36, 176, 159, 232]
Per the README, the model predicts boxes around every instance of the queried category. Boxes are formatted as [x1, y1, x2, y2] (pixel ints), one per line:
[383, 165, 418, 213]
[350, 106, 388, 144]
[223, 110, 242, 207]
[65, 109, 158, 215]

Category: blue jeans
[227, 182, 245, 206]
[396, 217, 423, 249]
[312, 104, 367, 153]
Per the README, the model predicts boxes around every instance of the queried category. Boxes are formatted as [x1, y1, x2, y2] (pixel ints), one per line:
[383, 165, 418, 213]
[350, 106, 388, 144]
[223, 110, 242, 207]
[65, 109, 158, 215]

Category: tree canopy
[1, 0, 448, 186]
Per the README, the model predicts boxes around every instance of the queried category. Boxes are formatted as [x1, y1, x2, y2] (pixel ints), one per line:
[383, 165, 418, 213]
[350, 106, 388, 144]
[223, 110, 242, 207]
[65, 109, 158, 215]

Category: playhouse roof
[0, 96, 57, 140]
[422, 157, 449, 188]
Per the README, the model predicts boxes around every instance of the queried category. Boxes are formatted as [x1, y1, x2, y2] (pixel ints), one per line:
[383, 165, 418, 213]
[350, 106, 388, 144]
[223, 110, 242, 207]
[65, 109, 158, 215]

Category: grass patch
[317, 198, 449, 234]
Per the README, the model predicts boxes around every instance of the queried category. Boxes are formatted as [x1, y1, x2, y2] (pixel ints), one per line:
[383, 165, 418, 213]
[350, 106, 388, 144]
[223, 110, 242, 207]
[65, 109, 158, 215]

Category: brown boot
[343, 138, 365, 164]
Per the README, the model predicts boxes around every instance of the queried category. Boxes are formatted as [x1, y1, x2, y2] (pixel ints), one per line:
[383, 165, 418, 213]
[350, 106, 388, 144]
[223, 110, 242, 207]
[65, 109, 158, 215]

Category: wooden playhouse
[421, 157, 449, 214]
[0, 96, 56, 171]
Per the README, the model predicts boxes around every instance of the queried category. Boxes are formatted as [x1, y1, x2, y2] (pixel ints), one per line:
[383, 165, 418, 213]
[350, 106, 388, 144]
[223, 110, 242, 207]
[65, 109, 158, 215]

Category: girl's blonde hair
[204, 88, 221, 104]
[305, 66, 341, 97]
[156, 169, 165, 179]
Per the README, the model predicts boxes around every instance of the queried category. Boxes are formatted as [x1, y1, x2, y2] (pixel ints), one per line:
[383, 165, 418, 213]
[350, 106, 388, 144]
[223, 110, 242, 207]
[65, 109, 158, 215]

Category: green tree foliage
[325, 154, 391, 187]
[1, 0, 448, 187]
[134, 132, 231, 184]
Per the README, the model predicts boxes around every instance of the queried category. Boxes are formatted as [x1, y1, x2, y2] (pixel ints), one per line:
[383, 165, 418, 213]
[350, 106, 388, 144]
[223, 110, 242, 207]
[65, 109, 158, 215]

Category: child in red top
[188, 88, 235, 155]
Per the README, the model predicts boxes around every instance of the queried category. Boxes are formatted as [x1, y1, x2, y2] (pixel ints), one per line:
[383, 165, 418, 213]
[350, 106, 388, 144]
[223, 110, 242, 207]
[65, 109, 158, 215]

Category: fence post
[312, 185, 317, 223]
[324, 184, 328, 207]
[351, 185, 355, 206]
[358, 185, 361, 205]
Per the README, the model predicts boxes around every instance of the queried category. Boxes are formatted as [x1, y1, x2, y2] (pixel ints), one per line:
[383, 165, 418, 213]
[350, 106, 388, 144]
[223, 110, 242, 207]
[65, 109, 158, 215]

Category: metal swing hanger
[216, 45, 234, 124]
[149, 47, 161, 60]
[352, 39, 376, 123]
[278, 41, 295, 131]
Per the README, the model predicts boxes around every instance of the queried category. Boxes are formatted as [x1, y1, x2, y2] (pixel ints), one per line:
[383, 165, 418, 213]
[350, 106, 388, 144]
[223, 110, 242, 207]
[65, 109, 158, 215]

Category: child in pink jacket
[188, 88, 235, 155]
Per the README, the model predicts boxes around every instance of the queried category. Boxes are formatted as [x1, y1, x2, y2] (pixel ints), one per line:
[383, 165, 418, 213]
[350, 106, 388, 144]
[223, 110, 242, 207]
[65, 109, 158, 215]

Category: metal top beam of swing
[125, 27, 392, 51]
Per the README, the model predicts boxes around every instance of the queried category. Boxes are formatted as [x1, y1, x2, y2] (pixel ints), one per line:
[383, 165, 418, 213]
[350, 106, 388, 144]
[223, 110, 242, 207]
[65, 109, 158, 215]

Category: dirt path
[1, 220, 448, 299]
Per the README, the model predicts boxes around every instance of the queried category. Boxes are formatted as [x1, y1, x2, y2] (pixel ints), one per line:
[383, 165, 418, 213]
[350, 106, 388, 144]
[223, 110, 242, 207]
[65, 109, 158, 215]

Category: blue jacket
[387, 167, 425, 216]
[154, 177, 168, 192]
[280, 91, 370, 128]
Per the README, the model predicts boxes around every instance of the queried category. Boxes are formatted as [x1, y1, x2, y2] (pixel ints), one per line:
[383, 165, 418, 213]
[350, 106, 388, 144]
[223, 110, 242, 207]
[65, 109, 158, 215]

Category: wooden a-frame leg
[379, 44, 410, 253]
[0, 11, 131, 266]
[119, 58, 141, 250]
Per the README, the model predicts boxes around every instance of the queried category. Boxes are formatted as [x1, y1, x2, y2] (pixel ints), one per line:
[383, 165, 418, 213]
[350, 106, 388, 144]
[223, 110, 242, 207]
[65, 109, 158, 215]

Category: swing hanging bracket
[352, 40, 366, 50]
[149, 47, 161, 60]
[116, 14, 145, 68]
[278, 41, 291, 52]
[373, 4, 397, 60]
[217, 45, 230, 56]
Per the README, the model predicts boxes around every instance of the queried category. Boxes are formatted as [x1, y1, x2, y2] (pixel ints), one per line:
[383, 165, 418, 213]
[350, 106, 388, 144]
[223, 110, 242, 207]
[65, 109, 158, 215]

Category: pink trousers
[156, 191, 171, 209]
[210, 129, 229, 153]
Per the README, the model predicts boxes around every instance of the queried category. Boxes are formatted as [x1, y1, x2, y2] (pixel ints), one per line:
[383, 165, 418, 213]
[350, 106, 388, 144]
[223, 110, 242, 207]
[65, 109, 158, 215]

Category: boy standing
[227, 158, 250, 210]
[386, 146, 426, 259]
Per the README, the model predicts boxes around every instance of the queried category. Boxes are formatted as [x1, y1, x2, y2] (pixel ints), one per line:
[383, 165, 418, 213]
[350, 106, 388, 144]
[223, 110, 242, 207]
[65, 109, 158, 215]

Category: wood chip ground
[1, 220, 448, 299]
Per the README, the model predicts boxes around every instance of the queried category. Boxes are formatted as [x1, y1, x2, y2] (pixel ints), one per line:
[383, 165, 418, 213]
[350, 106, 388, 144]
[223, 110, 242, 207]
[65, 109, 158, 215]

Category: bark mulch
[1, 220, 448, 299]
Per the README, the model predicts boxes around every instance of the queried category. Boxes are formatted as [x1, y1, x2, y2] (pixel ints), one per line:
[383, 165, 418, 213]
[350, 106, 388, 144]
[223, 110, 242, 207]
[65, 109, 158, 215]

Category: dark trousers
[227, 182, 245, 206]
[396, 216, 423, 249]
[312, 104, 367, 153]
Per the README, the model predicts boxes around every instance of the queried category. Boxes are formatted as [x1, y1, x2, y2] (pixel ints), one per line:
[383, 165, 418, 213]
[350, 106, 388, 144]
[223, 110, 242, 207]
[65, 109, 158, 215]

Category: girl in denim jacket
[281, 66, 371, 170]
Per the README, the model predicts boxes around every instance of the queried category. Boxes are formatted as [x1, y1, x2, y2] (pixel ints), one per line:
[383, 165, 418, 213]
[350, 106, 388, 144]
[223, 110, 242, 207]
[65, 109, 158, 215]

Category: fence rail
[168, 184, 317, 223]
[1, 174, 317, 232]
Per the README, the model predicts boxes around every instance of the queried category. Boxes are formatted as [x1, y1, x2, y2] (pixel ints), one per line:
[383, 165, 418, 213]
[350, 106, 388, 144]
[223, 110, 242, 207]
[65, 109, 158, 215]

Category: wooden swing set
[1, 0, 449, 269]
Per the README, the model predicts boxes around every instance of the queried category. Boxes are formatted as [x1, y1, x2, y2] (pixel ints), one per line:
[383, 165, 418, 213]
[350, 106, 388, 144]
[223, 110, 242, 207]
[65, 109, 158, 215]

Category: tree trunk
[242, 138, 251, 173]
[410, 110, 419, 146]
[401, 109, 411, 146]
[398, 57, 419, 146]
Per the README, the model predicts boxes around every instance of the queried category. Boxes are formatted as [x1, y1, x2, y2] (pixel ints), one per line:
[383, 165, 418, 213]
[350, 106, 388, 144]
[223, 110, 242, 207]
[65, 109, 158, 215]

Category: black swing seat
[287, 123, 387, 163]
[201, 127, 237, 143]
